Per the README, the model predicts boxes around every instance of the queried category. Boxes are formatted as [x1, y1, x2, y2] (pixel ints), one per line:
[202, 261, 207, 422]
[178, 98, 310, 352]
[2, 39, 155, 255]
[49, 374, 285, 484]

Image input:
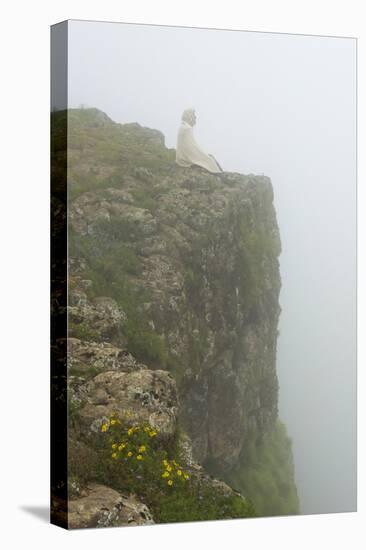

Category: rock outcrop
[68, 337, 144, 375]
[77, 367, 178, 437]
[68, 484, 154, 529]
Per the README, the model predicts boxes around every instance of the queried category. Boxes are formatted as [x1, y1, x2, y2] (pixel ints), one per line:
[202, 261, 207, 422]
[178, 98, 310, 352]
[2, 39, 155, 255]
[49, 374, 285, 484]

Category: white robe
[175, 121, 222, 173]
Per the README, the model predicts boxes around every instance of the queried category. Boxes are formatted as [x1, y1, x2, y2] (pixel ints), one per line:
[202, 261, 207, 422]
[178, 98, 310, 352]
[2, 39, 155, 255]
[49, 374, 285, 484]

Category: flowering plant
[99, 412, 191, 491]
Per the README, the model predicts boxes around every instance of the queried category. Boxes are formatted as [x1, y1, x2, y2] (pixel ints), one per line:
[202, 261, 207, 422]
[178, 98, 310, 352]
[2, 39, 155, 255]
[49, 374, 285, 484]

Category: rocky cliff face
[60, 108, 291, 524]
[67, 108, 282, 472]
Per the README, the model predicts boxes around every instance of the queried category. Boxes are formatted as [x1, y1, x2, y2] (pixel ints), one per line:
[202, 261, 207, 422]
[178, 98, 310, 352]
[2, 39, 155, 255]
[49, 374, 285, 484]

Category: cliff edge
[53, 107, 298, 523]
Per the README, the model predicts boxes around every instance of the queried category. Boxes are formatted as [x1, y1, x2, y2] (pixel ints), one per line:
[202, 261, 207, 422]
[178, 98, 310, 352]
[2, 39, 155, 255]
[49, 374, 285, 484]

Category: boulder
[68, 338, 146, 375]
[68, 484, 154, 529]
[79, 369, 178, 437]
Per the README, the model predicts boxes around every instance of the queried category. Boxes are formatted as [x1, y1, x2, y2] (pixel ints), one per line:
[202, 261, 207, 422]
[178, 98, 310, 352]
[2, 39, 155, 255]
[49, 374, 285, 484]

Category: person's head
[181, 108, 196, 126]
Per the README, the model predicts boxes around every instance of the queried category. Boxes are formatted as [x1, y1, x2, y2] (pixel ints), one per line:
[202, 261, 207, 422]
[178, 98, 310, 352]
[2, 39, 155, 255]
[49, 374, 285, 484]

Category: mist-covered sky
[68, 20, 357, 514]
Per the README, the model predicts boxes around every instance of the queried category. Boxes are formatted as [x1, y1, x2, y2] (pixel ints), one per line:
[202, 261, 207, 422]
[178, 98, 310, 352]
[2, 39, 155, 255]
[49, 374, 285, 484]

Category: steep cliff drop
[57, 107, 299, 525]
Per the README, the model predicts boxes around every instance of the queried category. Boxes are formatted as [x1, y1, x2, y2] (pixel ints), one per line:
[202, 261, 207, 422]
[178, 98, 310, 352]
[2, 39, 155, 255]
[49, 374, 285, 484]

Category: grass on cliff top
[52, 108, 177, 200]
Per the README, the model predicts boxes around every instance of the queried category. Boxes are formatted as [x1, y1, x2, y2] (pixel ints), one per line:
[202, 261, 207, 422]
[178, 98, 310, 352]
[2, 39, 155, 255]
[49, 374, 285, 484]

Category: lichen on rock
[78, 368, 179, 437]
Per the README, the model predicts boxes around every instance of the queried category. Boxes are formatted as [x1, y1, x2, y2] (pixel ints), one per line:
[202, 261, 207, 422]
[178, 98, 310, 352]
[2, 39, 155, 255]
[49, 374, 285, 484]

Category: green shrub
[155, 483, 255, 524]
[68, 321, 99, 341]
[130, 188, 159, 213]
[124, 324, 168, 367]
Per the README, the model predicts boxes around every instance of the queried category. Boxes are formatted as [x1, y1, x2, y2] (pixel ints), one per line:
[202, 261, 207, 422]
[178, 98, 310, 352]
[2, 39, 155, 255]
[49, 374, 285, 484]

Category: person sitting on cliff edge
[175, 108, 224, 174]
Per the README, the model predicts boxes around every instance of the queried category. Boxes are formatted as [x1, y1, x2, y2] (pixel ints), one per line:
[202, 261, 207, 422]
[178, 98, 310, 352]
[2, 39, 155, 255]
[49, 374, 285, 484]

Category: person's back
[176, 108, 223, 174]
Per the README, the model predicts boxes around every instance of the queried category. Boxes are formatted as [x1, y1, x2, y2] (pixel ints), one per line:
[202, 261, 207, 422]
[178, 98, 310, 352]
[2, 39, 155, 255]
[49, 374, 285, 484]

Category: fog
[68, 20, 357, 514]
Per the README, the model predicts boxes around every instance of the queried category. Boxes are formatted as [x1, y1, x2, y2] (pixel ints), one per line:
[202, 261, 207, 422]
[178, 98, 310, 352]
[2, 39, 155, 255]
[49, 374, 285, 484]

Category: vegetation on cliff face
[213, 421, 299, 516]
[68, 411, 255, 524]
[53, 107, 299, 524]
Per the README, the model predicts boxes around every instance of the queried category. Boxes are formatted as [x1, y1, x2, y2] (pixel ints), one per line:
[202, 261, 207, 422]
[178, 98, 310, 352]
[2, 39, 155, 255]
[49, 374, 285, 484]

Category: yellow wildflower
[163, 459, 168, 467]
[166, 465, 172, 472]
[136, 454, 143, 461]
[110, 419, 117, 425]
[127, 428, 133, 436]
[127, 451, 133, 457]
[177, 470, 182, 476]
[101, 423, 108, 432]
[161, 471, 170, 478]
[184, 474, 190, 480]
[138, 445, 146, 453]
[111, 443, 117, 450]
[111, 452, 117, 459]
[118, 443, 126, 451]
[167, 480, 173, 486]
